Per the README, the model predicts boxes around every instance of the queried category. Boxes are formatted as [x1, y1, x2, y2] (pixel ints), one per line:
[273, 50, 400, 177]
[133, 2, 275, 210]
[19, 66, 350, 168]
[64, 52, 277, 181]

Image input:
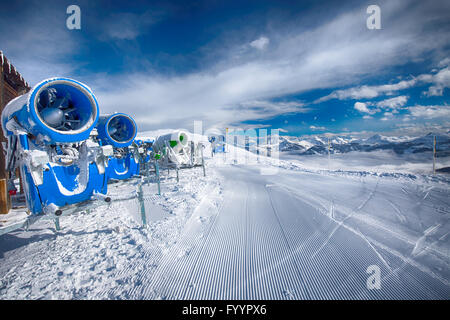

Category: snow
[1, 165, 220, 299]
[280, 150, 450, 175]
[297, 140, 314, 149]
[0, 133, 449, 299]
[279, 132, 450, 158]
[51, 162, 89, 196]
[1, 94, 30, 137]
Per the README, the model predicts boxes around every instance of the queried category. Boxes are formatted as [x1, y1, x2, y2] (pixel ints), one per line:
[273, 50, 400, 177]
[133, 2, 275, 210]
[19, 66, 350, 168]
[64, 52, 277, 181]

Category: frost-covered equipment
[97, 113, 137, 148]
[190, 141, 205, 166]
[134, 139, 161, 194]
[1, 78, 109, 215]
[134, 138, 155, 170]
[152, 131, 192, 166]
[95, 113, 139, 181]
[134, 138, 154, 163]
[208, 135, 225, 155]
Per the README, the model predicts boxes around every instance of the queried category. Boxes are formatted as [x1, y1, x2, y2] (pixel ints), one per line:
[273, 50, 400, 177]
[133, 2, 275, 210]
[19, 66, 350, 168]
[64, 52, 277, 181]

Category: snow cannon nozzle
[153, 130, 190, 153]
[96, 113, 137, 148]
[2, 78, 99, 143]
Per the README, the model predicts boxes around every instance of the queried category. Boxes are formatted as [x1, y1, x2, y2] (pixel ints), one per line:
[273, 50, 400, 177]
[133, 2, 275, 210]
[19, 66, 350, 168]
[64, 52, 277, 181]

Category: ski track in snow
[1, 149, 449, 299]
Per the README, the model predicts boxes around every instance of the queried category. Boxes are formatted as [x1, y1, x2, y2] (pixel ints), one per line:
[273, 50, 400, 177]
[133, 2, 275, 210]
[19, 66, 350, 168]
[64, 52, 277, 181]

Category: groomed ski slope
[118, 163, 449, 299]
[1, 145, 449, 299]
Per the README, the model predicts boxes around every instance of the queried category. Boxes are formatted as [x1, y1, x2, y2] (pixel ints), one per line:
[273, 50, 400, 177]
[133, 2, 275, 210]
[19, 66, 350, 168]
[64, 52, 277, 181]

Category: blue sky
[0, 0, 449, 137]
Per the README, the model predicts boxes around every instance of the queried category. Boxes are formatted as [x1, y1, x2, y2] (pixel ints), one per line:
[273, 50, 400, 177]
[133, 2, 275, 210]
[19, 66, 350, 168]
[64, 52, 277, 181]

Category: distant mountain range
[278, 132, 450, 157]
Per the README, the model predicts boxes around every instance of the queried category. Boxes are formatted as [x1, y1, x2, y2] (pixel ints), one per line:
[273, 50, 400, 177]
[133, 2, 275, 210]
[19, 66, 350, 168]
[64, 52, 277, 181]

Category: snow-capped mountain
[279, 137, 313, 152]
[279, 132, 450, 157]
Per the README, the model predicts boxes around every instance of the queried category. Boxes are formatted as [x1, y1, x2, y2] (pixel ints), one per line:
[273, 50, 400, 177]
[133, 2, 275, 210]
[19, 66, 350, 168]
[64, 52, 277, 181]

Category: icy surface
[0, 141, 449, 299]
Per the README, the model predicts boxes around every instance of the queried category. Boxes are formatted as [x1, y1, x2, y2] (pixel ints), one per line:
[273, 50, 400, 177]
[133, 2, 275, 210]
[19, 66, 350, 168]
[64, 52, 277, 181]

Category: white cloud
[354, 102, 374, 114]
[376, 95, 408, 109]
[310, 125, 327, 131]
[316, 79, 417, 103]
[315, 63, 449, 104]
[100, 11, 164, 40]
[407, 105, 450, 119]
[0, 6, 78, 85]
[250, 36, 270, 50]
[438, 58, 450, 68]
[402, 115, 412, 122]
[423, 67, 450, 96]
[95, 68, 310, 130]
[90, 1, 450, 130]
[235, 100, 308, 118]
[4, 1, 449, 131]
[380, 111, 395, 121]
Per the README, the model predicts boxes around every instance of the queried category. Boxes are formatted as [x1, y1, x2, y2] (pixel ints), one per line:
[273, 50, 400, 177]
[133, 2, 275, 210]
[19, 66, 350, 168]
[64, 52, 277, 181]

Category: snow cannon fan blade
[37, 87, 85, 131]
[97, 113, 137, 148]
[35, 80, 98, 137]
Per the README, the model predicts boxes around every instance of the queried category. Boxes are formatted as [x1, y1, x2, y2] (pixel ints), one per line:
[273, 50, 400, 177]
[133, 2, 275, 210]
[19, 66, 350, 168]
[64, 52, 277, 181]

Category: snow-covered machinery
[152, 131, 192, 166]
[1, 78, 111, 215]
[189, 140, 205, 166]
[132, 138, 158, 183]
[152, 130, 205, 173]
[208, 135, 225, 155]
[134, 138, 155, 164]
[95, 113, 139, 181]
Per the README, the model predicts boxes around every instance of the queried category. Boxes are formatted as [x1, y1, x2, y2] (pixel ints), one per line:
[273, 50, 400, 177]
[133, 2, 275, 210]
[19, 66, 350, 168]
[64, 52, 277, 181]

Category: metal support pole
[54, 217, 61, 231]
[433, 135, 436, 175]
[137, 181, 147, 227]
[176, 168, 179, 183]
[257, 132, 260, 163]
[154, 161, 161, 195]
[328, 137, 331, 171]
[201, 147, 206, 177]
[234, 136, 237, 164]
[146, 161, 151, 186]
[191, 141, 196, 164]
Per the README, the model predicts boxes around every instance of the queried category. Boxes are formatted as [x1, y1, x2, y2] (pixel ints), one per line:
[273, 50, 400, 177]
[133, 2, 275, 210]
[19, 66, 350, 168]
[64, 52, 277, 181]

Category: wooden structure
[0, 51, 30, 214]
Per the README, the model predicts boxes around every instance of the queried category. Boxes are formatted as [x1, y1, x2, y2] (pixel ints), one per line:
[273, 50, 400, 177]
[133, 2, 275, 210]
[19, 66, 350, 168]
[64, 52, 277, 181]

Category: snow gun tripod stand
[0, 195, 112, 235]
[163, 141, 206, 184]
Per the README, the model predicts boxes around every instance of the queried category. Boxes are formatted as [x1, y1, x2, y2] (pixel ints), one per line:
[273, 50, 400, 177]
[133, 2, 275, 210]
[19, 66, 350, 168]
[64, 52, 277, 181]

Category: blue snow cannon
[2, 78, 99, 143]
[97, 113, 137, 148]
[208, 135, 225, 154]
[134, 138, 155, 163]
[96, 113, 139, 181]
[1, 78, 110, 215]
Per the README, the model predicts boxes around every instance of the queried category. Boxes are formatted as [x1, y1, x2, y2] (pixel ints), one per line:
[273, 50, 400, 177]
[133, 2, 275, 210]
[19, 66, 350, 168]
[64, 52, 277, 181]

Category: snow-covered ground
[280, 150, 450, 175]
[1, 140, 449, 299]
